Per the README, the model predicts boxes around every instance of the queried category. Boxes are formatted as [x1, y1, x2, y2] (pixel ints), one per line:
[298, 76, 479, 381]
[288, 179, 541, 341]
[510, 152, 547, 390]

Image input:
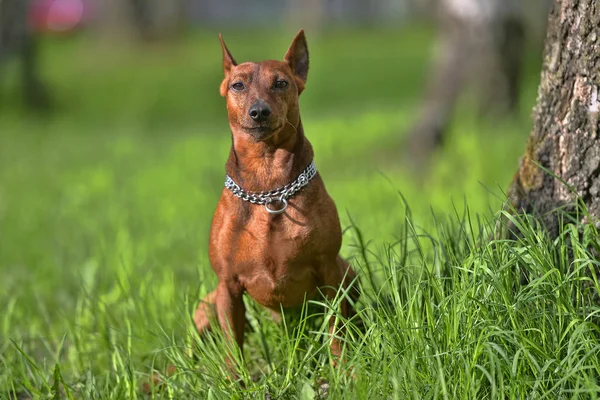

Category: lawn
[2, 27, 600, 398]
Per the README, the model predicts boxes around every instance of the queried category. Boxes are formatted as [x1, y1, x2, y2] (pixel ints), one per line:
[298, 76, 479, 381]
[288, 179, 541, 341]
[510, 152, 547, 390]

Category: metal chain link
[224, 161, 317, 205]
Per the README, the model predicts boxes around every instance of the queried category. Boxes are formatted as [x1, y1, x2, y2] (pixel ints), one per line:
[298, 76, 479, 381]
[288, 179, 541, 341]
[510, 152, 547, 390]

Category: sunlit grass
[3, 198, 600, 398]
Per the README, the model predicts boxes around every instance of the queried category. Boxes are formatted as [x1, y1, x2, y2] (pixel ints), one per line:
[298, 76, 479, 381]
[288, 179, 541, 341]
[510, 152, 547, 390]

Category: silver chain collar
[224, 161, 317, 214]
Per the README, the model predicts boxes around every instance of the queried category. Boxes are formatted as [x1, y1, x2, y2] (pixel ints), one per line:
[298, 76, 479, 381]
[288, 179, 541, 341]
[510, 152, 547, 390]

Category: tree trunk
[0, 0, 51, 111]
[286, 0, 327, 32]
[129, 0, 188, 41]
[508, 0, 600, 236]
[406, 0, 525, 168]
[91, 0, 137, 40]
[92, 0, 188, 42]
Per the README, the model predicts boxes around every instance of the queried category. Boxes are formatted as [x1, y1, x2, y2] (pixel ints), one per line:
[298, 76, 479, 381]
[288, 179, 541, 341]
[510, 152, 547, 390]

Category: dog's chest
[229, 201, 338, 309]
[246, 198, 336, 254]
[244, 262, 320, 309]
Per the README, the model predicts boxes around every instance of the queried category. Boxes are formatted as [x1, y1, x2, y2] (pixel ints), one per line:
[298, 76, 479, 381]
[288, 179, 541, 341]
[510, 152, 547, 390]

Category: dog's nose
[248, 101, 272, 122]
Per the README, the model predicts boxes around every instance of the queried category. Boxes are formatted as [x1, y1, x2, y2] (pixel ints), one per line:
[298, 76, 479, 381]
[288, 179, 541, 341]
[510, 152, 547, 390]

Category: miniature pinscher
[194, 30, 359, 369]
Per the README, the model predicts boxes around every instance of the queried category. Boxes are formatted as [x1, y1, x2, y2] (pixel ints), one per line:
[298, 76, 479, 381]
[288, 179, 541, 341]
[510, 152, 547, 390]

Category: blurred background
[1, 0, 552, 310]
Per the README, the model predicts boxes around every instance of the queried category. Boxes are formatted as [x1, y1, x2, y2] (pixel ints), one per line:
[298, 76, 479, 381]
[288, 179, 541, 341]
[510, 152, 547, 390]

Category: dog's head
[218, 30, 309, 142]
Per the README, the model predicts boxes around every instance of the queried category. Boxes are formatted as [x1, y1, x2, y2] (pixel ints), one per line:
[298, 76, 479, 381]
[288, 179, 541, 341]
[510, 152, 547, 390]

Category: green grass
[3, 27, 599, 399]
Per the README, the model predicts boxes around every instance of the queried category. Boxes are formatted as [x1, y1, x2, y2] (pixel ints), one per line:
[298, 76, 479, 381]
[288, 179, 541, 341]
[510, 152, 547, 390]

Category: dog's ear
[219, 33, 237, 76]
[219, 34, 237, 96]
[284, 30, 309, 86]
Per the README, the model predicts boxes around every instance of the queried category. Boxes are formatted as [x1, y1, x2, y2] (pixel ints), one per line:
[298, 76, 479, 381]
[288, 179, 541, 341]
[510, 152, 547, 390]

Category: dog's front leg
[324, 257, 359, 364]
[194, 289, 217, 335]
[215, 280, 246, 367]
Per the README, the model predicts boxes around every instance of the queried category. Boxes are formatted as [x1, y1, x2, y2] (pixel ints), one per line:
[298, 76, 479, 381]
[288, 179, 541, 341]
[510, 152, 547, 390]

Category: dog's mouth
[242, 124, 283, 139]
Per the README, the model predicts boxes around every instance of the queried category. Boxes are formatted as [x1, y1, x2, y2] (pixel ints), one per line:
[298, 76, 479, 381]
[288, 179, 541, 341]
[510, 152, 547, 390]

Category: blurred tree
[0, 0, 51, 110]
[94, 0, 187, 41]
[508, 0, 600, 236]
[406, 0, 526, 166]
[286, 0, 382, 31]
[354, 0, 378, 26]
[286, 0, 327, 31]
[129, 0, 188, 41]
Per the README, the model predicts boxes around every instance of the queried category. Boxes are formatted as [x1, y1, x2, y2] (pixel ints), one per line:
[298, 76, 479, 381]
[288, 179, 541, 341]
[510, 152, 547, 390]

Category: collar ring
[264, 196, 288, 214]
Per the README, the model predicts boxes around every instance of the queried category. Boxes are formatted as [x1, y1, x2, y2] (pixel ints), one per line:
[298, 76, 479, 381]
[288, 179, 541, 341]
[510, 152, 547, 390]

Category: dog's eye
[274, 80, 288, 89]
[232, 82, 245, 91]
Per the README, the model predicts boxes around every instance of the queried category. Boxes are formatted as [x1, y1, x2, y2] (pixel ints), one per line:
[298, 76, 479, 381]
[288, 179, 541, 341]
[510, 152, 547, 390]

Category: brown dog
[194, 30, 358, 367]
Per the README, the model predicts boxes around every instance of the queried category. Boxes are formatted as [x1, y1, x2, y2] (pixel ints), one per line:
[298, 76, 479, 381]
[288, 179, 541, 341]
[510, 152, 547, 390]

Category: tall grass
[3, 200, 600, 399]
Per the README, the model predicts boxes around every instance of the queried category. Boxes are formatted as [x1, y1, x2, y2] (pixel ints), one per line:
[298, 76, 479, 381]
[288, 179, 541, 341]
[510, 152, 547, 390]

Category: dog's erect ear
[219, 33, 237, 76]
[284, 30, 309, 84]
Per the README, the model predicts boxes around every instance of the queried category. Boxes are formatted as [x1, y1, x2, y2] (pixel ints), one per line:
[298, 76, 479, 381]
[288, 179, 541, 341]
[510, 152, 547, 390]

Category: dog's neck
[225, 120, 314, 192]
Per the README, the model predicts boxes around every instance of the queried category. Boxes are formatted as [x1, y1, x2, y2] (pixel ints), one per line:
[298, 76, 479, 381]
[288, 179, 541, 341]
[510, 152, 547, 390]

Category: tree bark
[508, 0, 600, 236]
